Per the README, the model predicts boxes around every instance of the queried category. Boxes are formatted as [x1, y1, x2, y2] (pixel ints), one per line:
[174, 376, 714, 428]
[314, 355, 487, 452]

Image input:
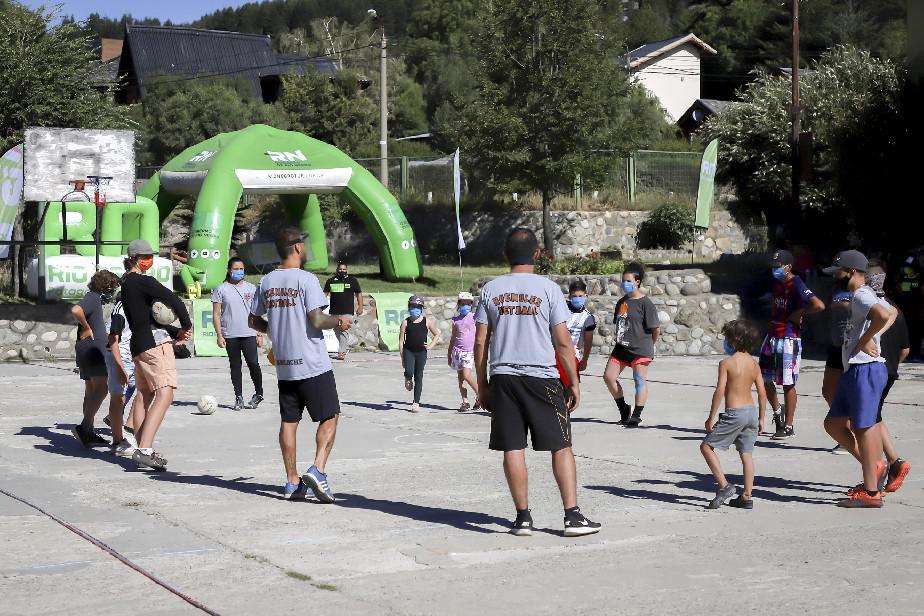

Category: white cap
[458, 291, 474, 301]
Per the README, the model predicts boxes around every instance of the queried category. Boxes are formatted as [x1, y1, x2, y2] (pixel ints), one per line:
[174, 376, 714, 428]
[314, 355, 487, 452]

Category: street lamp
[369, 8, 388, 187]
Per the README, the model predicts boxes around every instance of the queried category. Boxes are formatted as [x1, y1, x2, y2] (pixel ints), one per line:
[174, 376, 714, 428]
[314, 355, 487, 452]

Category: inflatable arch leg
[42, 202, 96, 257]
[99, 198, 161, 257]
[281, 194, 328, 271]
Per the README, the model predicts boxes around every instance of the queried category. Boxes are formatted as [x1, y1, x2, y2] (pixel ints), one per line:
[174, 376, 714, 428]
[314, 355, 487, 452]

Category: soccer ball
[151, 301, 177, 326]
[197, 395, 218, 415]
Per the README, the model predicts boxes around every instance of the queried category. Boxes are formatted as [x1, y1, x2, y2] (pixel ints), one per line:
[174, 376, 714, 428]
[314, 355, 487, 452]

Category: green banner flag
[370, 292, 411, 351]
[695, 139, 719, 229]
[192, 298, 227, 357]
[0, 145, 23, 259]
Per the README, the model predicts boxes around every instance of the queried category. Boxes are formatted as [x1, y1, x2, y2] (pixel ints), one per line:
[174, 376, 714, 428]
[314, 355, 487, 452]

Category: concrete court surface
[1, 352, 922, 616]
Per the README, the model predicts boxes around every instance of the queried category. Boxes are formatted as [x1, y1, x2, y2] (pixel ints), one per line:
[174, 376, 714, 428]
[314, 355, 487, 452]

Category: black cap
[822, 249, 869, 274]
[770, 249, 794, 267]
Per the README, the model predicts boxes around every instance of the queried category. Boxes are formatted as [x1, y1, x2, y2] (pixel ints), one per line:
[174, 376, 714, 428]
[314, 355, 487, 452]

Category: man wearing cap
[759, 249, 825, 440]
[119, 239, 192, 471]
[323, 262, 364, 361]
[822, 250, 896, 508]
[449, 291, 479, 411]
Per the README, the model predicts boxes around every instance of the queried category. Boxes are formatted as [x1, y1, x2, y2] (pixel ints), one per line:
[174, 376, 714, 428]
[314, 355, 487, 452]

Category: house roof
[626, 34, 717, 69]
[120, 25, 336, 98]
[676, 98, 734, 133]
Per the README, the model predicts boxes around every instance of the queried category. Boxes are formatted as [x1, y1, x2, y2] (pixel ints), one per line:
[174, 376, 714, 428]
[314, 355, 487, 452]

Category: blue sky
[22, 0, 254, 24]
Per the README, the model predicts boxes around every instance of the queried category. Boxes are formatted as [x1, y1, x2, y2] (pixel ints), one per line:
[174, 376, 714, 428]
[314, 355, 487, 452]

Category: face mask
[621, 280, 636, 294]
[408, 307, 422, 318]
[230, 270, 246, 282]
[569, 296, 587, 311]
[834, 274, 850, 292]
[100, 289, 116, 304]
[137, 257, 154, 272]
[772, 267, 786, 280]
[336, 271, 347, 278]
[723, 340, 736, 356]
[458, 304, 472, 316]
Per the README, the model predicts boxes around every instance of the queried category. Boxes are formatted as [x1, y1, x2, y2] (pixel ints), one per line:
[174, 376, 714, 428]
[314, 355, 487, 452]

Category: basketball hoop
[86, 175, 113, 207]
[61, 179, 91, 203]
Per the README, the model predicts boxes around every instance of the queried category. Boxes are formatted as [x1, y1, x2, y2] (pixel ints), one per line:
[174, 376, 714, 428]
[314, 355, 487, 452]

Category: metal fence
[353, 155, 455, 203]
[582, 150, 702, 206]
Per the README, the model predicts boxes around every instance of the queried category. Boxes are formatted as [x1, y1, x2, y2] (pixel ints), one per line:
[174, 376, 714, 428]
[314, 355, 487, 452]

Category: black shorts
[278, 370, 341, 424]
[75, 339, 107, 380]
[824, 345, 844, 371]
[876, 374, 897, 423]
[488, 374, 571, 452]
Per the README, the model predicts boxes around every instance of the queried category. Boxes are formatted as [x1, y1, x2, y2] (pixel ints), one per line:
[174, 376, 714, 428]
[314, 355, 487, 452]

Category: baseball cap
[458, 291, 474, 301]
[769, 249, 794, 267]
[127, 239, 154, 257]
[408, 295, 424, 307]
[822, 249, 869, 274]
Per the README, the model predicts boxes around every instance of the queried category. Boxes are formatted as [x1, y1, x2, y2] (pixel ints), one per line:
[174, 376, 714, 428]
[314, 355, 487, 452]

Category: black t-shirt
[323, 275, 362, 315]
[882, 300, 910, 377]
[120, 272, 192, 358]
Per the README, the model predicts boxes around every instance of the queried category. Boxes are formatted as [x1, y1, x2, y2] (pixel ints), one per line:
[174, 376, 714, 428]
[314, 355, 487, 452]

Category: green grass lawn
[247, 263, 509, 297]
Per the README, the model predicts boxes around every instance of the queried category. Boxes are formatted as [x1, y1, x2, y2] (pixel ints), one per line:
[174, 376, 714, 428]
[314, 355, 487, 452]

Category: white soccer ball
[197, 395, 218, 415]
[151, 301, 177, 326]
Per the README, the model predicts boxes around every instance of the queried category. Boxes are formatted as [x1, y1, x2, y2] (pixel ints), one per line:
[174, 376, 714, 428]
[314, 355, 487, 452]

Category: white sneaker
[411, 403, 421, 413]
[111, 438, 136, 457]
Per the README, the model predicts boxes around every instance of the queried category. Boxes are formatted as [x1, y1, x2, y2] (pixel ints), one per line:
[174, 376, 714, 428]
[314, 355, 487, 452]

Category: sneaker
[772, 406, 785, 433]
[246, 394, 264, 409]
[284, 480, 310, 500]
[404, 377, 414, 392]
[563, 508, 602, 537]
[847, 461, 889, 496]
[233, 395, 245, 411]
[885, 459, 911, 493]
[302, 465, 335, 503]
[727, 495, 753, 509]
[110, 438, 136, 457]
[771, 425, 795, 440]
[71, 424, 109, 449]
[837, 490, 883, 508]
[510, 510, 533, 536]
[830, 444, 850, 455]
[707, 484, 737, 509]
[626, 410, 642, 427]
[473, 400, 481, 411]
[458, 402, 472, 413]
[411, 403, 421, 413]
[336, 352, 346, 361]
[132, 449, 167, 471]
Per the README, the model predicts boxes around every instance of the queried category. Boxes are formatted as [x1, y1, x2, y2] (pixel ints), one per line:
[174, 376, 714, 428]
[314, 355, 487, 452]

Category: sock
[516, 507, 530, 515]
[139, 447, 153, 455]
[564, 506, 580, 517]
[633, 405, 644, 416]
[615, 397, 630, 413]
[865, 489, 879, 497]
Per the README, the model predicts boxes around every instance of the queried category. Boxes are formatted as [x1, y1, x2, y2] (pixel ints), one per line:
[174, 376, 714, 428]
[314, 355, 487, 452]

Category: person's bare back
[721, 353, 761, 409]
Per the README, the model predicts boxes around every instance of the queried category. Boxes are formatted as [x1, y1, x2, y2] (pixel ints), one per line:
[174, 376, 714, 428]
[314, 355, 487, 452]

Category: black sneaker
[563, 508, 602, 537]
[510, 510, 533, 536]
[247, 394, 264, 409]
[727, 495, 753, 509]
[772, 406, 785, 434]
[71, 425, 109, 448]
[771, 426, 795, 440]
[233, 396, 245, 411]
[626, 410, 642, 427]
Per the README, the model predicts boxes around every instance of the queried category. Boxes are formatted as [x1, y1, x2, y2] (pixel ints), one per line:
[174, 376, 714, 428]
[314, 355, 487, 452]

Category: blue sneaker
[284, 480, 309, 500]
[302, 465, 335, 503]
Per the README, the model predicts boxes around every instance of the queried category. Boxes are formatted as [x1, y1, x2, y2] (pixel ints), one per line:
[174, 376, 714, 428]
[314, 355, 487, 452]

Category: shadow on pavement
[586, 483, 705, 508]
[386, 400, 453, 412]
[342, 400, 396, 411]
[669, 434, 835, 454]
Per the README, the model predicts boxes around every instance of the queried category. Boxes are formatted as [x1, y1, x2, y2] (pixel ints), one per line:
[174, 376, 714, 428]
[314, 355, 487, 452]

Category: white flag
[453, 148, 465, 251]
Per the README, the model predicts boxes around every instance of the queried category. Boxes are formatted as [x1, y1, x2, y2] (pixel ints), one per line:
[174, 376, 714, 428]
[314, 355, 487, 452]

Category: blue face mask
[230, 270, 246, 282]
[458, 304, 472, 316]
[723, 340, 736, 356]
[771, 267, 786, 280]
[408, 307, 422, 318]
[569, 296, 587, 310]
[621, 280, 636, 294]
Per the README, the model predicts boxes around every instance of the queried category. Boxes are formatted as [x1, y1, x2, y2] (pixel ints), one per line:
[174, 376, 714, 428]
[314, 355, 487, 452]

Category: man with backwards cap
[759, 249, 824, 440]
[823, 250, 896, 508]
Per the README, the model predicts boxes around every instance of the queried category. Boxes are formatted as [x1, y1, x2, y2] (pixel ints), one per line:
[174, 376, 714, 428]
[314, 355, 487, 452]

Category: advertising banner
[192, 298, 227, 357]
[370, 292, 411, 351]
[26, 255, 173, 300]
[0, 145, 23, 259]
[694, 139, 719, 229]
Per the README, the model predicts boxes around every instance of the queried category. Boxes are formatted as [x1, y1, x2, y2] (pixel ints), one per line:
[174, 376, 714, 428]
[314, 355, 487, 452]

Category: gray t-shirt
[613, 295, 660, 358]
[77, 291, 107, 352]
[251, 268, 331, 381]
[211, 281, 258, 338]
[842, 285, 888, 367]
[474, 272, 569, 378]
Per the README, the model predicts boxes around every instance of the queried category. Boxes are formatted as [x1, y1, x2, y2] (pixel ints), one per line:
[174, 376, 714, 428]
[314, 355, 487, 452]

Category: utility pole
[791, 0, 800, 215]
[378, 20, 388, 187]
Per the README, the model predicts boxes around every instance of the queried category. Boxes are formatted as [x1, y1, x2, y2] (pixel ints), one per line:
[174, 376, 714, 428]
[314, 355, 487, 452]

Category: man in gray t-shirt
[249, 227, 353, 504]
[474, 228, 600, 538]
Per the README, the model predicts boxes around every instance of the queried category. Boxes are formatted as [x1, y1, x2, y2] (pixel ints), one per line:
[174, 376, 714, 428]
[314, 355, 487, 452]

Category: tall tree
[0, 2, 131, 153]
[458, 0, 666, 254]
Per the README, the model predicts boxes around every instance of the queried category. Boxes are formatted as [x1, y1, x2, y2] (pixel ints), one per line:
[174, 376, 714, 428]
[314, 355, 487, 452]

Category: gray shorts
[703, 406, 758, 453]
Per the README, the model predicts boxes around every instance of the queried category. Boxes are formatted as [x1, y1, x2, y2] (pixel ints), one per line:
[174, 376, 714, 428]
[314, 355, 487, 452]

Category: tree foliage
[0, 2, 131, 153]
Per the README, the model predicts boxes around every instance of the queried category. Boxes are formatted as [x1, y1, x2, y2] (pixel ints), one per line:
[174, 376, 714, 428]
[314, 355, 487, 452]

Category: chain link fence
[582, 150, 702, 208]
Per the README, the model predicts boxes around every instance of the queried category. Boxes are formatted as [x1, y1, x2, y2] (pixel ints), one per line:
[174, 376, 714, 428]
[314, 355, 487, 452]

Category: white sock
[139, 447, 153, 455]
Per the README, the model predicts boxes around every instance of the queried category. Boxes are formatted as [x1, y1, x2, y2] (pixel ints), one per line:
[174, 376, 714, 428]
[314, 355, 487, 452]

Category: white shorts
[105, 351, 135, 395]
[450, 348, 474, 371]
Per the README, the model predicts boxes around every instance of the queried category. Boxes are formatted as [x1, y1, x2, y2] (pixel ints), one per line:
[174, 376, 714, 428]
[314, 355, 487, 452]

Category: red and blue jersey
[769, 275, 816, 339]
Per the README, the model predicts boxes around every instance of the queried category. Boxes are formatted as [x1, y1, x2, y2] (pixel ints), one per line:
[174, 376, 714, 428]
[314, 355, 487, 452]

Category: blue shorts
[827, 362, 888, 430]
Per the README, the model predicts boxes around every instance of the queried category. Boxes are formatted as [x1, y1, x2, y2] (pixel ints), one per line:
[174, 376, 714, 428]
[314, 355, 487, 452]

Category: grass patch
[285, 570, 311, 582]
[247, 263, 508, 296]
[123, 501, 143, 508]
[313, 582, 338, 591]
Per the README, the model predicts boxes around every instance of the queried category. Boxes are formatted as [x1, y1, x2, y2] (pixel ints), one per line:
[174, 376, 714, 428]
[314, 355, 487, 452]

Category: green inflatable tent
[139, 124, 422, 296]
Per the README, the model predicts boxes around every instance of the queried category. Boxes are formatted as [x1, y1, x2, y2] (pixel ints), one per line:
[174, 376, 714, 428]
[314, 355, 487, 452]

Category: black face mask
[834, 275, 850, 292]
[100, 289, 116, 304]
[335, 271, 347, 278]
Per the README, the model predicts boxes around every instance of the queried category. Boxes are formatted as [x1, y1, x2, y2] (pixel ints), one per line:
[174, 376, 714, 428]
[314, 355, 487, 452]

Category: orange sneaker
[848, 460, 889, 495]
[885, 459, 911, 493]
[837, 490, 883, 508]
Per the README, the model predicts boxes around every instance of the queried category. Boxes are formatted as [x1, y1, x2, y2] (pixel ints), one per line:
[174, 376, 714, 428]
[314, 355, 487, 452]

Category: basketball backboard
[23, 128, 136, 203]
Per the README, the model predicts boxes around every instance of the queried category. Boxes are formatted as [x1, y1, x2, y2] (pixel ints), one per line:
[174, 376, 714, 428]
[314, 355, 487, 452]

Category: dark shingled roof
[118, 25, 336, 100]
